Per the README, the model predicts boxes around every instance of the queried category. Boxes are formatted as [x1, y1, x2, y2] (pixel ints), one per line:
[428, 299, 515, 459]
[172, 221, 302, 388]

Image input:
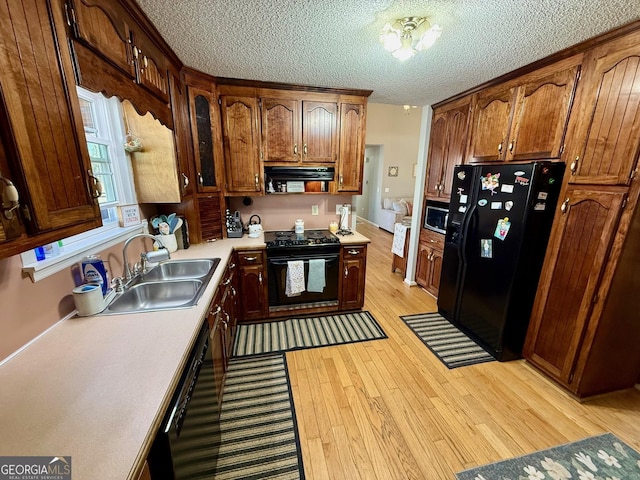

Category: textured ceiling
[136, 0, 640, 106]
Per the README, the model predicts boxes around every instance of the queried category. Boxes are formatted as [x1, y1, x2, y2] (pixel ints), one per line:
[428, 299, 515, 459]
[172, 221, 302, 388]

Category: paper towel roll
[73, 284, 104, 316]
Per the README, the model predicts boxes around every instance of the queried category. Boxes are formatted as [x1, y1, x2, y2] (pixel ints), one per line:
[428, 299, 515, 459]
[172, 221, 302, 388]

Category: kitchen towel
[391, 223, 409, 257]
[307, 258, 326, 293]
[285, 260, 305, 297]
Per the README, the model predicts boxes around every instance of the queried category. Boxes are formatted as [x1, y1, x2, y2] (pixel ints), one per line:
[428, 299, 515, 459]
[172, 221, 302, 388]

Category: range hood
[264, 166, 335, 182]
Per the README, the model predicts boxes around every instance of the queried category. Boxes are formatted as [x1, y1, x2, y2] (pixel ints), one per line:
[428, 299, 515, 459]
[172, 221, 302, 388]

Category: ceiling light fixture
[380, 17, 442, 61]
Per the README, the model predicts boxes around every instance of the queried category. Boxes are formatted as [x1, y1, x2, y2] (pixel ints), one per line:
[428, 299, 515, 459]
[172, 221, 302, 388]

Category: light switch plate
[311, 205, 319, 215]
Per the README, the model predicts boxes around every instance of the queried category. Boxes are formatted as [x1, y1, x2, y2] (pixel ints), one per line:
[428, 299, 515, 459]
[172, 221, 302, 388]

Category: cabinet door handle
[222, 277, 231, 286]
[88, 170, 102, 199]
[198, 172, 203, 186]
[508, 140, 514, 152]
[348, 249, 359, 255]
[254, 173, 259, 190]
[182, 173, 189, 188]
[229, 262, 236, 269]
[570, 156, 579, 174]
[303, 144, 307, 156]
[0, 176, 20, 219]
[258, 271, 263, 284]
[497, 142, 503, 153]
[293, 144, 298, 155]
[560, 198, 570, 214]
[143, 55, 148, 68]
[244, 256, 257, 262]
[344, 266, 348, 278]
[339, 174, 344, 187]
[132, 46, 139, 59]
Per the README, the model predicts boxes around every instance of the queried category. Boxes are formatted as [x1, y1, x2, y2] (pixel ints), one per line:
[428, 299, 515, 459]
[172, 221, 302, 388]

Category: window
[21, 88, 143, 281]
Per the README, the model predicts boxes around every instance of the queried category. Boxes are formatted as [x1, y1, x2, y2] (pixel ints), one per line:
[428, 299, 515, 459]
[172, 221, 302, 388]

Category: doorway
[355, 145, 382, 225]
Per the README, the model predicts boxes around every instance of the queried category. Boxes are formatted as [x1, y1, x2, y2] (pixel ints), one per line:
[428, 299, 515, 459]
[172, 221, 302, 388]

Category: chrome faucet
[122, 233, 170, 281]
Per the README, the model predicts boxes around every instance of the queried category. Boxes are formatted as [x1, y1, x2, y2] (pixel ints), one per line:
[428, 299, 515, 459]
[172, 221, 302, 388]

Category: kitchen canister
[73, 284, 104, 316]
[294, 219, 304, 234]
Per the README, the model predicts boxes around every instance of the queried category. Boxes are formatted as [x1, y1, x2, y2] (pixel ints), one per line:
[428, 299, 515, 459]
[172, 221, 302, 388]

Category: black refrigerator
[437, 161, 565, 361]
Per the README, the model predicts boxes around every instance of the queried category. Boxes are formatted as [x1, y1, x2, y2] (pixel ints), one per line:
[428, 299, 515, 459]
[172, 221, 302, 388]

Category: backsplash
[228, 194, 355, 231]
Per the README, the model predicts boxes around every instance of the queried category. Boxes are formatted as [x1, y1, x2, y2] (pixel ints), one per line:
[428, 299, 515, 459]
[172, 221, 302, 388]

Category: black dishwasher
[147, 319, 221, 479]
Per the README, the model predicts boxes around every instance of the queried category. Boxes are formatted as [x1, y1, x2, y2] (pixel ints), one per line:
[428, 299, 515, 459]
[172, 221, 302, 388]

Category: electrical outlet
[311, 205, 319, 215]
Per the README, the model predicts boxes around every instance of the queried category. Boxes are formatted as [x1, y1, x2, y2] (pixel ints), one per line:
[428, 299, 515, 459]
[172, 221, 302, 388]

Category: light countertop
[0, 230, 369, 479]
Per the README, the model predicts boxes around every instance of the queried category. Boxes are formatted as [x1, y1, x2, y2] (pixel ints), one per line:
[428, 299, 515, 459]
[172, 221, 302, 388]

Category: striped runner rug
[233, 311, 387, 357]
[213, 354, 304, 480]
[400, 312, 495, 368]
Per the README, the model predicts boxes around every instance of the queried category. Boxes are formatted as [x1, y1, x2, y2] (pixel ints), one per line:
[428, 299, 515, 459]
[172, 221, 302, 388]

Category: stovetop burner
[264, 229, 340, 248]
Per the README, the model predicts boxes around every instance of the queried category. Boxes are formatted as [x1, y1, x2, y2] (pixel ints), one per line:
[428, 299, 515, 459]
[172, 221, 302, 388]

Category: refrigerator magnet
[501, 184, 514, 193]
[491, 202, 502, 210]
[515, 175, 530, 186]
[458, 206, 467, 213]
[481, 173, 501, 194]
[481, 239, 493, 258]
[537, 191, 548, 200]
[505, 201, 514, 211]
[494, 217, 511, 241]
[478, 199, 488, 207]
[460, 194, 468, 204]
[534, 202, 546, 211]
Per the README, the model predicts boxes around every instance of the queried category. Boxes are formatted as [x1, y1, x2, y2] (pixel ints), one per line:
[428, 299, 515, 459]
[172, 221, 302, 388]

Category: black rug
[456, 433, 640, 479]
[233, 311, 387, 357]
[400, 312, 495, 368]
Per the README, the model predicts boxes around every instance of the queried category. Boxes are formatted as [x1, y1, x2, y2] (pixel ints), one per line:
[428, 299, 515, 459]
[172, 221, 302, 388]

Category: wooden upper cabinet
[67, 0, 135, 79]
[261, 97, 300, 162]
[0, 0, 100, 251]
[219, 93, 262, 194]
[302, 101, 338, 163]
[188, 87, 221, 192]
[467, 85, 516, 163]
[130, 28, 169, 103]
[66, 0, 171, 121]
[168, 72, 193, 198]
[467, 61, 579, 163]
[261, 97, 338, 164]
[337, 100, 366, 192]
[564, 30, 640, 185]
[523, 186, 626, 387]
[508, 66, 579, 160]
[425, 96, 471, 200]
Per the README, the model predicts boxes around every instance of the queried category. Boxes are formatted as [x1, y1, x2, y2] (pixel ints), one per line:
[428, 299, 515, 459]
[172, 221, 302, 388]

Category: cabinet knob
[498, 142, 503, 153]
[293, 144, 298, 155]
[570, 156, 579, 174]
[254, 173, 259, 189]
[303, 144, 307, 156]
[258, 271, 263, 284]
[508, 140, 514, 152]
[182, 172, 189, 188]
[132, 46, 139, 59]
[344, 266, 348, 278]
[560, 198, 570, 214]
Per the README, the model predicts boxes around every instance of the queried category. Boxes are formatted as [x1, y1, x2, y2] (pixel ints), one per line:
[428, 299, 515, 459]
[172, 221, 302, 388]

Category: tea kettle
[248, 214, 262, 238]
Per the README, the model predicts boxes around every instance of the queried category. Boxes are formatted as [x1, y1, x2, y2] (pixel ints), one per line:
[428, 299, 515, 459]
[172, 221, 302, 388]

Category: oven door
[267, 251, 340, 307]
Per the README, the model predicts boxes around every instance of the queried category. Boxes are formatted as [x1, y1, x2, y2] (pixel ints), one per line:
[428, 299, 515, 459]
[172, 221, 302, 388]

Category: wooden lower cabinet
[236, 250, 268, 320]
[340, 244, 367, 310]
[415, 230, 444, 297]
[523, 185, 640, 396]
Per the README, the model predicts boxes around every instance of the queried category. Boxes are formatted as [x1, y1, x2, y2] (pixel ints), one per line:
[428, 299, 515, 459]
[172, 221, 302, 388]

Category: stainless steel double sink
[104, 258, 221, 315]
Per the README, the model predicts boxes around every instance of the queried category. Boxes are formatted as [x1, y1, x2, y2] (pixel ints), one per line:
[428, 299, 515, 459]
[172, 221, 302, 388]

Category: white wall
[365, 103, 423, 201]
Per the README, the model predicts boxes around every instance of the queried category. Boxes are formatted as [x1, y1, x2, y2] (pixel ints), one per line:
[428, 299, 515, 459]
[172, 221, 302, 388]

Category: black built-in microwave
[423, 200, 449, 234]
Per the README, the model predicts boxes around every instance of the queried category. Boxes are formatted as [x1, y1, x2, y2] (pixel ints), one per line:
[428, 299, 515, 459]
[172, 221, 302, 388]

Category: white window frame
[21, 88, 143, 282]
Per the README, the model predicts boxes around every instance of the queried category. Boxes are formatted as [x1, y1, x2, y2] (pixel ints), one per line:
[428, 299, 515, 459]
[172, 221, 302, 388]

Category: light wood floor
[288, 221, 640, 479]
